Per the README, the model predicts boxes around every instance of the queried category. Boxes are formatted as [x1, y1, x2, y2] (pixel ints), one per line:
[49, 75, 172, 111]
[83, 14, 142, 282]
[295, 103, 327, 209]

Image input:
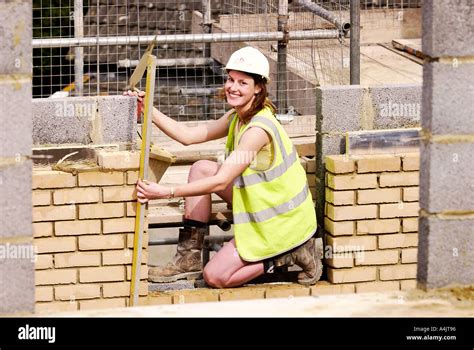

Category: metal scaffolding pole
[277, 0, 289, 114]
[294, 0, 350, 34]
[32, 30, 342, 48]
[350, 0, 360, 85]
[202, 0, 212, 118]
[73, 0, 84, 96]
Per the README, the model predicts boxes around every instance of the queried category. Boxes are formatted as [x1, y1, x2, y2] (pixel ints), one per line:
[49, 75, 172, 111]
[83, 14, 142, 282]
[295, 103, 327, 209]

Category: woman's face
[225, 70, 261, 110]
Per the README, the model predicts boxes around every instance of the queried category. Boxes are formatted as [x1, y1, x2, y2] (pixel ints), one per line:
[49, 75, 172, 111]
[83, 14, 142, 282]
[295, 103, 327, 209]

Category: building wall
[323, 152, 420, 293]
[33, 151, 149, 313]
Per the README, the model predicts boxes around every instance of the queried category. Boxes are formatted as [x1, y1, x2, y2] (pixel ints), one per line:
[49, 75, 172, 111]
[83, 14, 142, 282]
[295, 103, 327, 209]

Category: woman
[126, 47, 322, 288]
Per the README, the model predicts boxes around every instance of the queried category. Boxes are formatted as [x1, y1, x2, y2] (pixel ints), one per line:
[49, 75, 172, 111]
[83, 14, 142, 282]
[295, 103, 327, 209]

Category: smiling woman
[125, 46, 321, 288]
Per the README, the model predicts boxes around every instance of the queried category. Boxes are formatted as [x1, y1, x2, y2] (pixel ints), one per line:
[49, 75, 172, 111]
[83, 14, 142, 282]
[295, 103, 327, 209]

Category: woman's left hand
[136, 179, 171, 203]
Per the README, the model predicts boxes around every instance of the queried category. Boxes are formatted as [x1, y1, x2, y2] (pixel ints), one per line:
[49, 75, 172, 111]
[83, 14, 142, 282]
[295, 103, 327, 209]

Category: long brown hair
[239, 73, 276, 124]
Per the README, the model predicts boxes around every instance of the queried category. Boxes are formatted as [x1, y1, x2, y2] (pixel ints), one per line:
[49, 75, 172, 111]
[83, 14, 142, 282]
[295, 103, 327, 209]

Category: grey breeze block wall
[0, 0, 34, 314]
[417, 0, 474, 289]
[32, 96, 137, 146]
[315, 83, 422, 232]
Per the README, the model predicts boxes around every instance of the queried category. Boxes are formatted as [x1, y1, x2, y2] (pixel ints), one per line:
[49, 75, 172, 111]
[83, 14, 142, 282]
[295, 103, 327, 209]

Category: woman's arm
[136, 127, 270, 202]
[152, 107, 234, 146]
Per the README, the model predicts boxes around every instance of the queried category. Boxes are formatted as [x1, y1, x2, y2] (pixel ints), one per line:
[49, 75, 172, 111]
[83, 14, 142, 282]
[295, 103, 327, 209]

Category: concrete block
[370, 84, 421, 129]
[420, 142, 474, 212]
[32, 97, 95, 145]
[316, 86, 363, 133]
[422, 0, 474, 57]
[0, 161, 32, 238]
[0, 243, 35, 314]
[422, 62, 474, 135]
[0, 2, 32, 74]
[0, 77, 32, 157]
[97, 96, 137, 144]
[418, 216, 474, 288]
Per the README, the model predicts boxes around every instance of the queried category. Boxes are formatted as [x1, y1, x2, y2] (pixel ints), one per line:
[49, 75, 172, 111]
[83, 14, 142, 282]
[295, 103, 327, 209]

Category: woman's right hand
[123, 89, 146, 121]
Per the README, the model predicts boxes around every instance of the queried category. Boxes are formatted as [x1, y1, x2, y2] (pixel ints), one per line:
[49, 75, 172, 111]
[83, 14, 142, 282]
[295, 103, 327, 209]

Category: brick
[139, 295, 173, 306]
[310, 281, 355, 295]
[402, 153, 420, 171]
[36, 269, 77, 285]
[97, 151, 140, 170]
[324, 218, 354, 236]
[126, 202, 137, 216]
[356, 155, 401, 173]
[303, 156, 316, 173]
[102, 186, 136, 202]
[326, 235, 377, 252]
[326, 204, 377, 221]
[378, 234, 418, 249]
[78, 171, 124, 186]
[103, 281, 147, 298]
[357, 219, 400, 234]
[53, 188, 100, 205]
[33, 205, 76, 222]
[35, 237, 76, 254]
[79, 298, 127, 311]
[420, 142, 474, 212]
[402, 218, 418, 232]
[55, 284, 101, 301]
[219, 288, 265, 301]
[32, 171, 76, 189]
[325, 155, 355, 174]
[126, 264, 148, 280]
[403, 187, 419, 202]
[379, 264, 417, 280]
[103, 217, 136, 234]
[126, 232, 148, 249]
[55, 252, 101, 268]
[327, 173, 377, 190]
[299, 158, 307, 172]
[35, 254, 53, 270]
[33, 190, 51, 206]
[355, 281, 400, 293]
[102, 249, 134, 265]
[79, 266, 125, 283]
[306, 174, 316, 187]
[55, 220, 101, 236]
[325, 253, 354, 268]
[264, 286, 311, 299]
[78, 235, 125, 251]
[36, 287, 54, 302]
[402, 248, 418, 264]
[325, 188, 354, 205]
[36, 301, 78, 314]
[355, 250, 399, 266]
[400, 280, 417, 291]
[78, 203, 124, 219]
[127, 171, 139, 185]
[380, 202, 420, 218]
[33, 222, 53, 238]
[379, 172, 419, 187]
[357, 188, 400, 204]
[327, 267, 376, 283]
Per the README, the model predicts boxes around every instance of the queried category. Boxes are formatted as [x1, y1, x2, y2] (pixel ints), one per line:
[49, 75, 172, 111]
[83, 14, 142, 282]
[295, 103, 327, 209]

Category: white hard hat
[225, 47, 270, 84]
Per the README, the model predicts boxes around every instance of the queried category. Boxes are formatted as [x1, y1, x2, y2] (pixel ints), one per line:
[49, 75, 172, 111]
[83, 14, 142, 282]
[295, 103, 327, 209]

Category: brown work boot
[148, 227, 205, 283]
[274, 237, 323, 286]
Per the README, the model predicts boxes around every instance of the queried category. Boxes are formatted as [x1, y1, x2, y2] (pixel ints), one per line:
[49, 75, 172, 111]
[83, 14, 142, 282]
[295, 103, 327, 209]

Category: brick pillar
[418, 0, 474, 288]
[0, 0, 34, 313]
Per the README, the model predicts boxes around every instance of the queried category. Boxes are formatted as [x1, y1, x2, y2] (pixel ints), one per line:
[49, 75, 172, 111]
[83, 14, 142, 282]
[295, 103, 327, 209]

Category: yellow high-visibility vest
[226, 107, 317, 262]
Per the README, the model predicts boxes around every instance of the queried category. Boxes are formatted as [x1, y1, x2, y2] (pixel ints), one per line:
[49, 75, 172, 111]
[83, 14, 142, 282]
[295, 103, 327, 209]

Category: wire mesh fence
[33, 0, 421, 121]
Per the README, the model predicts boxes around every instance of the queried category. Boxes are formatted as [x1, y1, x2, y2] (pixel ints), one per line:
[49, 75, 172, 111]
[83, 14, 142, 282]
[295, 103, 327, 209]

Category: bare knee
[203, 264, 228, 289]
[188, 160, 218, 182]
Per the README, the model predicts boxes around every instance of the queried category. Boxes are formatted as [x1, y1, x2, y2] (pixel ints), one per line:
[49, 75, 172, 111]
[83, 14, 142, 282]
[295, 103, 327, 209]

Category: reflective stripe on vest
[233, 116, 299, 188]
[233, 184, 310, 224]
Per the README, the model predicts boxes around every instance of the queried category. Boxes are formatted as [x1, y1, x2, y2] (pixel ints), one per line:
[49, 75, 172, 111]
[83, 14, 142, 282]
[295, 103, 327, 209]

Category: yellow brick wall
[33, 151, 148, 313]
[324, 153, 420, 293]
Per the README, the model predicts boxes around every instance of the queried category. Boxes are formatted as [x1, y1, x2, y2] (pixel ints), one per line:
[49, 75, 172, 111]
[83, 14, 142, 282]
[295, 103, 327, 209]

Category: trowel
[126, 35, 157, 92]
